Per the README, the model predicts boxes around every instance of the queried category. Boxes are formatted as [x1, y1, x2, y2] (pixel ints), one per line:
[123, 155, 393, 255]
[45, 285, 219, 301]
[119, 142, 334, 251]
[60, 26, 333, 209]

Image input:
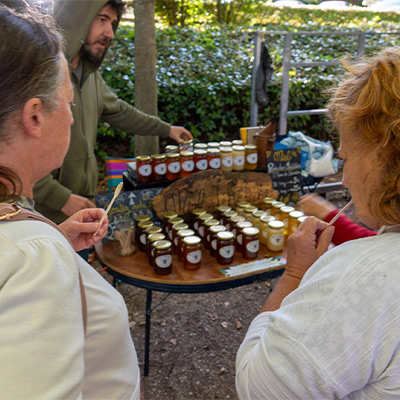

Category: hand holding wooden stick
[326, 199, 353, 227]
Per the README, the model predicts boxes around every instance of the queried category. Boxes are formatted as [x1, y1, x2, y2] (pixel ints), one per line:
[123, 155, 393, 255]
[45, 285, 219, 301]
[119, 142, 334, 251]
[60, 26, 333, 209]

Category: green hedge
[98, 6, 400, 158]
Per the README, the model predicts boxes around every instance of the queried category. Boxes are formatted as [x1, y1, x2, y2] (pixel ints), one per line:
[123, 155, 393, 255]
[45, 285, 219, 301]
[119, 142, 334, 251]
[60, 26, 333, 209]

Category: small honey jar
[235, 220, 252, 252]
[242, 227, 259, 259]
[136, 155, 152, 184]
[232, 145, 245, 172]
[194, 149, 208, 172]
[203, 218, 220, 250]
[280, 205, 295, 236]
[230, 215, 246, 239]
[183, 236, 202, 270]
[151, 154, 166, 182]
[153, 240, 173, 275]
[262, 197, 275, 214]
[209, 225, 227, 257]
[166, 152, 180, 180]
[243, 205, 258, 221]
[236, 201, 251, 216]
[180, 151, 194, 178]
[288, 210, 305, 236]
[223, 209, 238, 230]
[171, 223, 189, 253]
[215, 205, 232, 224]
[267, 220, 285, 252]
[244, 144, 258, 170]
[271, 201, 286, 220]
[162, 211, 178, 236]
[216, 231, 235, 265]
[177, 229, 195, 261]
[220, 147, 233, 172]
[197, 213, 214, 239]
[191, 208, 206, 232]
[137, 220, 154, 252]
[251, 209, 266, 228]
[167, 216, 184, 241]
[147, 233, 165, 266]
[207, 148, 221, 170]
[259, 214, 275, 246]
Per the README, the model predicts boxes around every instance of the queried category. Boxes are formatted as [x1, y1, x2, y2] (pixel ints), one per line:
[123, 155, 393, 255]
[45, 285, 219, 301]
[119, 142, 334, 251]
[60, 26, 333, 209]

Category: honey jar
[179, 139, 193, 153]
[244, 144, 258, 170]
[220, 147, 233, 172]
[162, 211, 178, 236]
[280, 205, 295, 236]
[232, 145, 245, 172]
[242, 227, 259, 259]
[136, 155, 152, 184]
[167, 216, 184, 241]
[215, 205, 231, 224]
[262, 197, 275, 214]
[251, 209, 266, 228]
[177, 229, 195, 261]
[171, 223, 189, 253]
[298, 215, 308, 224]
[230, 215, 246, 239]
[166, 152, 180, 180]
[165, 145, 179, 153]
[194, 149, 208, 172]
[197, 212, 213, 239]
[209, 225, 227, 257]
[236, 201, 250, 216]
[207, 148, 221, 170]
[288, 210, 305, 236]
[223, 209, 238, 230]
[259, 214, 275, 246]
[191, 208, 206, 231]
[203, 218, 220, 250]
[137, 220, 154, 252]
[243, 205, 258, 221]
[183, 236, 202, 270]
[235, 220, 252, 252]
[271, 201, 286, 220]
[216, 231, 235, 265]
[153, 240, 173, 275]
[267, 220, 285, 252]
[147, 233, 165, 266]
[180, 151, 194, 178]
[151, 154, 166, 182]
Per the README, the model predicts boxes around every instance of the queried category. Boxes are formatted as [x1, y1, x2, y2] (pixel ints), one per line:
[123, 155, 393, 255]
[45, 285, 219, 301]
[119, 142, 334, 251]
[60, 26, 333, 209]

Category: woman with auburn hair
[0, 5, 139, 398]
[236, 48, 400, 399]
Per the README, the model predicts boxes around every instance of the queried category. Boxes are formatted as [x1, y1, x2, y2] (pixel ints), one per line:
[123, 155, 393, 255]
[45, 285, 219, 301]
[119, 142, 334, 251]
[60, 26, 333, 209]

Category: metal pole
[250, 31, 262, 127]
[279, 32, 293, 137]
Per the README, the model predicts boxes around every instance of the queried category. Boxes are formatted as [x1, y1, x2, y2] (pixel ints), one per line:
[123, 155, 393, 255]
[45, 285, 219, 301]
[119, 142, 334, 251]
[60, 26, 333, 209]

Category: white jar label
[211, 239, 217, 250]
[187, 250, 202, 264]
[154, 163, 166, 175]
[174, 237, 179, 246]
[140, 233, 147, 244]
[234, 156, 245, 166]
[283, 218, 289, 228]
[209, 158, 221, 169]
[196, 159, 208, 170]
[222, 157, 233, 167]
[269, 234, 284, 247]
[246, 153, 258, 164]
[168, 230, 173, 240]
[246, 240, 259, 253]
[219, 245, 234, 259]
[262, 229, 269, 239]
[199, 225, 205, 237]
[182, 160, 194, 172]
[138, 164, 152, 177]
[168, 161, 180, 173]
[237, 234, 242, 245]
[194, 221, 199, 231]
[155, 254, 172, 268]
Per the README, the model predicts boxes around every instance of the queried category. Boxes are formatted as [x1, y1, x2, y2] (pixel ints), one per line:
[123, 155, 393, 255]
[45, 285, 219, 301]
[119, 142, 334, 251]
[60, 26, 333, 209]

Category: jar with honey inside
[216, 231, 235, 265]
[243, 205, 258, 221]
[137, 220, 154, 252]
[180, 151, 194, 178]
[235, 220, 252, 252]
[167, 216, 184, 241]
[215, 205, 231, 224]
[244, 144, 258, 170]
[236, 201, 250, 216]
[151, 154, 166, 182]
[210, 225, 227, 257]
[203, 218, 220, 250]
[207, 148, 221, 170]
[242, 227, 259, 259]
[258, 214, 275, 246]
[262, 197, 275, 214]
[171, 222, 189, 253]
[220, 147, 233, 172]
[197, 213, 213, 239]
[232, 145, 245, 172]
[191, 208, 206, 232]
[183, 236, 202, 270]
[166, 152, 180, 180]
[153, 240, 173, 275]
[177, 229, 195, 261]
[147, 233, 165, 266]
[251, 209, 266, 228]
[288, 210, 305, 236]
[136, 155, 152, 184]
[223, 209, 238, 230]
[280, 205, 295, 236]
[194, 149, 208, 172]
[162, 211, 178, 236]
[271, 201, 286, 220]
[267, 220, 285, 252]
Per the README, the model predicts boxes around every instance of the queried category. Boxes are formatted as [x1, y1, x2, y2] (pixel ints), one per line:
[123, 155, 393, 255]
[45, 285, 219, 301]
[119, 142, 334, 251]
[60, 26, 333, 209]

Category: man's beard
[82, 37, 111, 64]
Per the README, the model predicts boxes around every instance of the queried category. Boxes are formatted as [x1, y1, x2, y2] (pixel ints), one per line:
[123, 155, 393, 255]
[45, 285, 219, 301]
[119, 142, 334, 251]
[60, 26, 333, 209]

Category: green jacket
[33, 0, 170, 223]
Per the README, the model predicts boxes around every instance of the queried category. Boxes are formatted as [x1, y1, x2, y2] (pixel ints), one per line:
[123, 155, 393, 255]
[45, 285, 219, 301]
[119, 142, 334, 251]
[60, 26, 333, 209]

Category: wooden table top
[95, 240, 285, 288]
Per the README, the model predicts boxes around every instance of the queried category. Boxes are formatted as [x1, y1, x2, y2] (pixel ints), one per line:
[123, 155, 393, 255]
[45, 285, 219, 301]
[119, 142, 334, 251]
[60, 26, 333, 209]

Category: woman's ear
[22, 98, 44, 138]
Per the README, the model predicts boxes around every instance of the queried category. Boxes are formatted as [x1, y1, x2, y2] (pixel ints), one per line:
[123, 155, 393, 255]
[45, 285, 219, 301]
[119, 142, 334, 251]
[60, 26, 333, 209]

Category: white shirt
[236, 234, 400, 399]
[0, 219, 139, 399]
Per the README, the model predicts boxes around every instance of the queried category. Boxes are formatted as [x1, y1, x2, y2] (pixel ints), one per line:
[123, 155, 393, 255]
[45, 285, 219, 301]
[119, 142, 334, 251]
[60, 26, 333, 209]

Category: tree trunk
[134, 0, 159, 156]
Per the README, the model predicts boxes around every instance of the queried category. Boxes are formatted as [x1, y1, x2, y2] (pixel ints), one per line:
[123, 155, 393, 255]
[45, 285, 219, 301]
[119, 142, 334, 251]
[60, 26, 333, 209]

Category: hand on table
[59, 208, 108, 252]
[169, 126, 193, 144]
[61, 194, 96, 217]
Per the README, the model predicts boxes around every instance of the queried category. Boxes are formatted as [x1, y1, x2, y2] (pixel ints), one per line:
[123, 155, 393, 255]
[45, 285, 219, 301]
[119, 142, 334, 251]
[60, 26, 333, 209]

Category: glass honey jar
[162, 211, 178, 236]
[230, 215, 246, 239]
[166, 152, 180, 180]
[207, 148, 221, 170]
[232, 145, 245, 172]
[223, 209, 238, 230]
[135, 213, 151, 226]
[267, 220, 285, 252]
[137, 220, 154, 252]
[262, 197, 276, 214]
[147, 233, 165, 266]
[153, 240, 173, 275]
[235, 220, 252, 252]
[288, 210, 305, 236]
[242, 227, 259, 259]
[243, 205, 258, 221]
[165, 145, 179, 153]
[177, 229, 195, 261]
[180, 151, 194, 178]
[220, 147, 233, 172]
[136, 155, 152, 184]
[203, 218, 220, 250]
[280, 205, 295, 236]
[167, 216, 184, 241]
[244, 144, 258, 170]
[259, 214, 275, 246]
[194, 149, 208, 172]
[271, 201, 286, 220]
[191, 208, 206, 232]
[216, 231, 235, 265]
[251, 209, 266, 228]
[151, 154, 166, 182]
[236, 201, 250, 216]
[210, 225, 227, 257]
[183, 235, 202, 270]
[197, 212, 213, 239]
[179, 139, 193, 153]
[215, 205, 231, 224]
[171, 222, 189, 253]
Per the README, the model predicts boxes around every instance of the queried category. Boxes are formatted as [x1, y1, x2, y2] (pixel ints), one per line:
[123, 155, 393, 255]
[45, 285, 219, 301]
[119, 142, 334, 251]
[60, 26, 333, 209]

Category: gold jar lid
[210, 225, 227, 234]
[224, 210, 238, 218]
[237, 201, 250, 208]
[232, 139, 244, 146]
[242, 227, 259, 237]
[298, 216, 308, 223]
[230, 215, 245, 224]
[260, 215, 275, 223]
[135, 214, 151, 223]
[151, 153, 165, 160]
[136, 155, 151, 161]
[272, 201, 286, 209]
[172, 223, 189, 231]
[194, 143, 207, 149]
[216, 231, 234, 241]
[208, 148, 220, 155]
[280, 206, 295, 214]
[198, 212, 213, 221]
[263, 197, 276, 205]
[169, 216, 184, 225]
[180, 151, 194, 157]
[232, 145, 245, 152]
[183, 139, 193, 145]
[192, 208, 206, 216]
[178, 229, 195, 238]
[145, 226, 162, 235]
[253, 210, 266, 218]
[268, 220, 285, 230]
[193, 149, 207, 156]
[183, 235, 202, 245]
[220, 141, 232, 147]
[165, 145, 178, 152]
[138, 220, 154, 229]
[245, 144, 257, 150]
[289, 210, 304, 219]
[148, 233, 165, 243]
[216, 205, 231, 214]
[207, 142, 220, 148]
[166, 152, 180, 159]
[204, 218, 219, 227]
[237, 221, 252, 230]
[244, 205, 258, 214]
[220, 146, 232, 153]
[163, 211, 178, 220]
[154, 240, 172, 250]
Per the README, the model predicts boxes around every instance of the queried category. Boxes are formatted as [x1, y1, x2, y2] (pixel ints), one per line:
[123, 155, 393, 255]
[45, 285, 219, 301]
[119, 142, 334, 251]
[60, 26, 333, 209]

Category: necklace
[377, 224, 400, 235]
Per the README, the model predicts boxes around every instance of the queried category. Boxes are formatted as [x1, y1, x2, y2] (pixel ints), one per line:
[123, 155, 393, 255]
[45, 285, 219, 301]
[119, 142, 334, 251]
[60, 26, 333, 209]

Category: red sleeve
[324, 210, 376, 246]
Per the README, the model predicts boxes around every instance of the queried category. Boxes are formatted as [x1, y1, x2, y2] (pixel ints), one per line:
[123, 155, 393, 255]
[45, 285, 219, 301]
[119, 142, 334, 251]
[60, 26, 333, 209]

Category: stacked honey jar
[135, 139, 259, 184]
[133, 198, 307, 276]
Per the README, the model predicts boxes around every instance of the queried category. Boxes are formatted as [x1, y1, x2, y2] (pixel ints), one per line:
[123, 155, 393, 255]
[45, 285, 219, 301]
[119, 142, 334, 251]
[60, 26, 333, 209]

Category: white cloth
[236, 234, 400, 399]
[0, 220, 139, 399]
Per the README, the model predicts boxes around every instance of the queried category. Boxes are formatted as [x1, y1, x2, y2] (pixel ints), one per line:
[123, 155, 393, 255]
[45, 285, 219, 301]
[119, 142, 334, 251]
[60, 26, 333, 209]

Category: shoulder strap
[0, 203, 87, 335]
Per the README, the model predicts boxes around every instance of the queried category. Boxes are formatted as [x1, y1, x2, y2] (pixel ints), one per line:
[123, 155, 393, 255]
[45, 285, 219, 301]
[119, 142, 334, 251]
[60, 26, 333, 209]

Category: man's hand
[169, 126, 193, 144]
[61, 194, 96, 217]
[59, 208, 108, 252]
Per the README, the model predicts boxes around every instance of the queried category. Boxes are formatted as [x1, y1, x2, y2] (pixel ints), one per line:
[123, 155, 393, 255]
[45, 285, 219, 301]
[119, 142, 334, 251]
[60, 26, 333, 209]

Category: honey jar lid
[180, 151, 194, 157]
[166, 152, 180, 159]
[289, 210, 304, 219]
[232, 139, 244, 145]
[210, 225, 227, 234]
[148, 233, 165, 243]
[207, 148, 220, 155]
[216, 231, 234, 241]
[172, 223, 189, 231]
[145, 226, 162, 235]
[272, 201, 286, 209]
[169, 216, 184, 225]
[280, 206, 295, 214]
[135, 214, 151, 222]
[154, 240, 172, 250]
[242, 227, 259, 236]
[193, 149, 207, 156]
[297, 216, 308, 223]
[204, 218, 219, 227]
[183, 235, 201, 245]
[263, 197, 276, 205]
[245, 144, 257, 150]
[244, 205, 258, 213]
[268, 220, 285, 229]
[177, 229, 195, 238]
[138, 220, 154, 229]
[232, 145, 245, 151]
[192, 208, 206, 216]
[151, 153, 165, 160]
[260, 215, 275, 223]
[224, 210, 238, 218]
[237, 221, 252, 229]
[220, 141, 232, 147]
[220, 146, 232, 153]
[165, 145, 179, 151]
[230, 215, 245, 224]
[252, 210, 266, 218]
[163, 211, 178, 220]
[136, 155, 151, 161]
[216, 205, 231, 213]
[194, 143, 207, 149]
[207, 142, 220, 148]
[198, 212, 213, 221]
[236, 201, 250, 208]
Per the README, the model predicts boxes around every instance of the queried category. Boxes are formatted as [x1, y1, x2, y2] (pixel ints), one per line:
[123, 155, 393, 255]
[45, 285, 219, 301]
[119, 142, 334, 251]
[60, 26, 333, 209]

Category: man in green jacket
[33, 0, 192, 225]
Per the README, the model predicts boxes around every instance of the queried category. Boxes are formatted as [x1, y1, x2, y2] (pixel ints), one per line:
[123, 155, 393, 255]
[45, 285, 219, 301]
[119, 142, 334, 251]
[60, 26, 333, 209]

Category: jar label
[187, 250, 202, 264]
[283, 218, 289, 228]
[168, 161, 180, 173]
[291, 224, 298, 233]
[155, 254, 172, 268]
[194, 221, 199, 231]
[174, 237, 179, 246]
[219, 245, 234, 259]
[211, 239, 217, 250]
[168, 230, 173, 240]
[222, 157, 233, 167]
[154, 163, 166, 175]
[246, 153, 258, 164]
[140, 233, 147, 244]
[246, 240, 259, 253]
[269, 234, 284, 247]
[233, 156, 245, 166]
[138, 164, 152, 176]
[182, 160, 194, 172]
[262, 229, 269, 239]
[209, 158, 221, 169]
[196, 159, 208, 170]
[199, 225, 205, 237]
[237, 234, 242, 245]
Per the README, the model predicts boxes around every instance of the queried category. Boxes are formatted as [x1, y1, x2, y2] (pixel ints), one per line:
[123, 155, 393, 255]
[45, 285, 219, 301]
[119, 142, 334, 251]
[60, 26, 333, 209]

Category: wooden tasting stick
[93, 182, 123, 236]
[327, 199, 353, 227]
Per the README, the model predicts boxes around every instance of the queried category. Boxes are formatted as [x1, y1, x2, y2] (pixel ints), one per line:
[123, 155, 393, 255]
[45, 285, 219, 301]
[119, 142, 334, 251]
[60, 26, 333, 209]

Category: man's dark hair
[107, 0, 126, 21]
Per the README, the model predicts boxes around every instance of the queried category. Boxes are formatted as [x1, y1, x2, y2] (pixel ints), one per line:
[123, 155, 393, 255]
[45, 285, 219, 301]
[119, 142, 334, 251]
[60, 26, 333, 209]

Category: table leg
[143, 289, 152, 399]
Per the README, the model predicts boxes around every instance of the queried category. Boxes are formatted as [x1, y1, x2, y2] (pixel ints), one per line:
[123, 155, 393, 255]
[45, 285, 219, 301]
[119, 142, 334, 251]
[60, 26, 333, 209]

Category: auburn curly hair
[327, 48, 400, 226]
